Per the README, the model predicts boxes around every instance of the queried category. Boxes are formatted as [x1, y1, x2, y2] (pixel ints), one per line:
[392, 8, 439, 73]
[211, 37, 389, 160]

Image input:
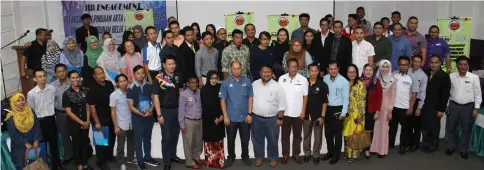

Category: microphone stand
[1, 32, 29, 100]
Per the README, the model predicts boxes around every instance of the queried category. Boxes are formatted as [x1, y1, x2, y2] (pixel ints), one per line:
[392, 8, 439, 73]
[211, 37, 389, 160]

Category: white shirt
[352, 39, 375, 75]
[320, 30, 330, 47]
[449, 72, 482, 108]
[392, 72, 413, 109]
[252, 79, 286, 117]
[143, 42, 162, 71]
[27, 84, 56, 118]
[109, 89, 132, 130]
[278, 73, 309, 117]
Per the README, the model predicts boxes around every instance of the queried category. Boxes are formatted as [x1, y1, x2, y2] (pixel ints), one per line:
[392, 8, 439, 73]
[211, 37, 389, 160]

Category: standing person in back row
[177, 26, 200, 83]
[153, 55, 186, 170]
[242, 24, 260, 48]
[292, 13, 316, 40]
[405, 16, 427, 65]
[196, 32, 219, 87]
[279, 58, 308, 165]
[221, 29, 250, 79]
[446, 56, 481, 160]
[219, 61, 254, 167]
[27, 68, 63, 170]
[76, 14, 99, 52]
[322, 61, 349, 165]
[142, 26, 162, 84]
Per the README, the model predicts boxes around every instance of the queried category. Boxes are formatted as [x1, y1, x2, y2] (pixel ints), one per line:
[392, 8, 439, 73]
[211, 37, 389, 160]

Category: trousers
[161, 108, 180, 165]
[302, 119, 324, 157]
[324, 106, 343, 158]
[251, 115, 279, 160]
[39, 115, 60, 168]
[389, 107, 410, 148]
[281, 116, 303, 156]
[227, 121, 250, 159]
[446, 101, 474, 153]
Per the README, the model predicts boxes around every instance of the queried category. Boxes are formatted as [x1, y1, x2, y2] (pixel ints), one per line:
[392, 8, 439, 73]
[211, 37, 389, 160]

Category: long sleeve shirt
[7, 112, 43, 146]
[195, 47, 219, 78]
[178, 89, 202, 129]
[323, 74, 350, 116]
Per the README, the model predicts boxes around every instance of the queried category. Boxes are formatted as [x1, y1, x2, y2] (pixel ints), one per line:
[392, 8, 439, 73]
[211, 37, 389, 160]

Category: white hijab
[377, 59, 394, 89]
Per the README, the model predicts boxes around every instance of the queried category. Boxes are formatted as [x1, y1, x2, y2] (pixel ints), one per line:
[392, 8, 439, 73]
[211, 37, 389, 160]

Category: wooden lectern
[11, 46, 34, 96]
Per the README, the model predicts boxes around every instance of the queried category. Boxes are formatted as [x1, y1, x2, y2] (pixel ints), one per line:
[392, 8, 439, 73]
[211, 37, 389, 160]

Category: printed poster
[124, 9, 155, 32]
[267, 15, 299, 42]
[437, 17, 472, 72]
[225, 12, 254, 41]
[62, 1, 166, 44]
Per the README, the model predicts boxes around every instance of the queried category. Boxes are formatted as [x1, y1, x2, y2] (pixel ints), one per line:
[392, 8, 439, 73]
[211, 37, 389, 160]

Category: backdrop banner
[437, 17, 472, 72]
[124, 9, 155, 31]
[225, 12, 254, 41]
[267, 14, 299, 42]
[62, 1, 166, 44]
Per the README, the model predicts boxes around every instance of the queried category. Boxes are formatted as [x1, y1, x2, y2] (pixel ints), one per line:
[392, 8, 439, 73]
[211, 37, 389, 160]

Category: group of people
[6, 6, 482, 170]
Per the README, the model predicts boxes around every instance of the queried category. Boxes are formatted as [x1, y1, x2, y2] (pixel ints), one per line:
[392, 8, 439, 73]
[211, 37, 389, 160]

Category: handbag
[23, 148, 49, 170]
[346, 121, 372, 150]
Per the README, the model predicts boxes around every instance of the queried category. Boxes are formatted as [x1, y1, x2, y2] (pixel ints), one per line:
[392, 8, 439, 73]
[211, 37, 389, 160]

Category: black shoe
[163, 165, 171, 170]
[389, 145, 395, 149]
[408, 145, 419, 152]
[313, 157, 320, 165]
[377, 154, 385, 159]
[225, 158, 235, 167]
[144, 158, 160, 167]
[109, 157, 117, 163]
[62, 157, 73, 165]
[83, 165, 94, 170]
[100, 164, 110, 170]
[137, 163, 147, 170]
[242, 157, 252, 166]
[303, 156, 311, 163]
[446, 149, 455, 156]
[399, 147, 406, 155]
[55, 166, 66, 170]
[329, 157, 339, 165]
[171, 156, 186, 163]
[321, 154, 332, 161]
[460, 152, 468, 159]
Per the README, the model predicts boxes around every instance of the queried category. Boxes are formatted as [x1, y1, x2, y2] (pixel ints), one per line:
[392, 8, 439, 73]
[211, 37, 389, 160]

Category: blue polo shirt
[219, 76, 254, 122]
[126, 81, 153, 120]
[388, 35, 413, 71]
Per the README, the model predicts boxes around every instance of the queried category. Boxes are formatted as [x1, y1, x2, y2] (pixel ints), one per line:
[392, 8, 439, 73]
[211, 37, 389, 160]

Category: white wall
[1, 0, 22, 99]
[177, 1, 334, 36]
[334, 1, 484, 39]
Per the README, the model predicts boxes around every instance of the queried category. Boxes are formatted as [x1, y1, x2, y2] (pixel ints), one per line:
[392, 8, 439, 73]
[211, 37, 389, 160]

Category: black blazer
[313, 32, 352, 76]
[176, 41, 200, 83]
[422, 69, 451, 112]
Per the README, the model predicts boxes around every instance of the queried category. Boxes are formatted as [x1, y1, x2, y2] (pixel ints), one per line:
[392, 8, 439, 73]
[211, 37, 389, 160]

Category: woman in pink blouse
[370, 59, 396, 158]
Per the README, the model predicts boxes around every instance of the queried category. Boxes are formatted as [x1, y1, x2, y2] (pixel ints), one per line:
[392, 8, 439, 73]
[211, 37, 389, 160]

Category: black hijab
[201, 70, 221, 116]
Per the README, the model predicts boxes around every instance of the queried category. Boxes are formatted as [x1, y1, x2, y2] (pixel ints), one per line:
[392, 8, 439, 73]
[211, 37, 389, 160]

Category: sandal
[348, 158, 355, 163]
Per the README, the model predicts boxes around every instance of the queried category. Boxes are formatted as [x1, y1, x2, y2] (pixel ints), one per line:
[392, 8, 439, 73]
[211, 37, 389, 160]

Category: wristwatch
[248, 112, 253, 116]
[321, 116, 325, 119]
[278, 117, 284, 120]
[158, 114, 163, 118]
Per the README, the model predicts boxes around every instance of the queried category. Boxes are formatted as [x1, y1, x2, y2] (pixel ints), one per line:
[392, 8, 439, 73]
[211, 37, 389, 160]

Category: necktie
[190, 45, 195, 53]
[331, 37, 339, 61]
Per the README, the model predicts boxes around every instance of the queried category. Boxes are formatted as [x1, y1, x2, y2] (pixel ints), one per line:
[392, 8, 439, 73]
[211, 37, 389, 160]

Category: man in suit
[176, 26, 200, 84]
[317, 20, 352, 77]
[421, 55, 451, 153]
[313, 18, 333, 77]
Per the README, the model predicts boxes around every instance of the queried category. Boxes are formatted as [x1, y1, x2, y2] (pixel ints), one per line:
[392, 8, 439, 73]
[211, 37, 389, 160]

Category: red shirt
[367, 80, 383, 113]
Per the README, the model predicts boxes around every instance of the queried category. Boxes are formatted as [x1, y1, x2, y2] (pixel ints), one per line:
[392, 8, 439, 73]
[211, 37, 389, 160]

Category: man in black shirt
[153, 55, 185, 170]
[214, 28, 229, 80]
[87, 67, 115, 170]
[242, 24, 259, 48]
[20, 28, 48, 82]
[302, 63, 328, 164]
[76, 14, 99, 52]
[176, 26, 199, 84]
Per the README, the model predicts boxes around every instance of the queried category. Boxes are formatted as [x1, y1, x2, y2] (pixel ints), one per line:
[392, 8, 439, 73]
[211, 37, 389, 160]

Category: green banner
[225, 12, 254, 41]
[437, 17, 472, 72]
[125, 9, 154, 32]
[267, 15, 299, 42]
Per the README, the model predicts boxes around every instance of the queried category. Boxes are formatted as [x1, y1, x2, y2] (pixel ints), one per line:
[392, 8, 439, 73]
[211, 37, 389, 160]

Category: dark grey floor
[67, 146, 484, 170]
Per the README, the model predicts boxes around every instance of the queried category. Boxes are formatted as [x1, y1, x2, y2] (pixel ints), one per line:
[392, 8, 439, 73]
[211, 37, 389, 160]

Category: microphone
[22, 30, 30, 36]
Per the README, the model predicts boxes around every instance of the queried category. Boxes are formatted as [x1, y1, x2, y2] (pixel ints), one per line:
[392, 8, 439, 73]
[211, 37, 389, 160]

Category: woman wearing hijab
[117, 31, 141, 56]
[60, 36, 84, 67]
[342, 64, 367, 163]
[201, 71, 225, 168]
[360, 64, 383, 159]
[370, 60, 396, 158]
[97, 38, 121, 84]
[133, 25, 147, 49]
[6, 93, 42, 170]
[282, 38, 313, 77]
[119, 40, 143, 84]
[82, 35, 103, 87]
[42, 40, 61, 82]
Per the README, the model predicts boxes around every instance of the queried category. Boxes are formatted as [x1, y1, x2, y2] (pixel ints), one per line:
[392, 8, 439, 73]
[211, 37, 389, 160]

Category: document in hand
[93, 126, 109, 146]
[476, 113, 484, 128]
[27, 148, 41, 160]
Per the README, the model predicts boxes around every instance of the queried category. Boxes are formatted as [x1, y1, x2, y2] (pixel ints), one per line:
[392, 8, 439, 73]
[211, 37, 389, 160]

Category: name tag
[465, 81, 470, 84]
[229, 84, 233, 87]
[295, 84, 302, 86]
[403, 81, 411, 85]
[242, 83, 247, 86]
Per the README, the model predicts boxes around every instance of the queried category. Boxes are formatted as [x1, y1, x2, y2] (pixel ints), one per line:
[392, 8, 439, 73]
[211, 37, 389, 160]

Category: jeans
[132, 115, 154, 164]
[251, 115, 279, 161]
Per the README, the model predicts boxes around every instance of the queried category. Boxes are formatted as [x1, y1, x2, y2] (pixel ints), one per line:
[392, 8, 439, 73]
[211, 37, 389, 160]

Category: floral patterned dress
[343, 80, 367, 159]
